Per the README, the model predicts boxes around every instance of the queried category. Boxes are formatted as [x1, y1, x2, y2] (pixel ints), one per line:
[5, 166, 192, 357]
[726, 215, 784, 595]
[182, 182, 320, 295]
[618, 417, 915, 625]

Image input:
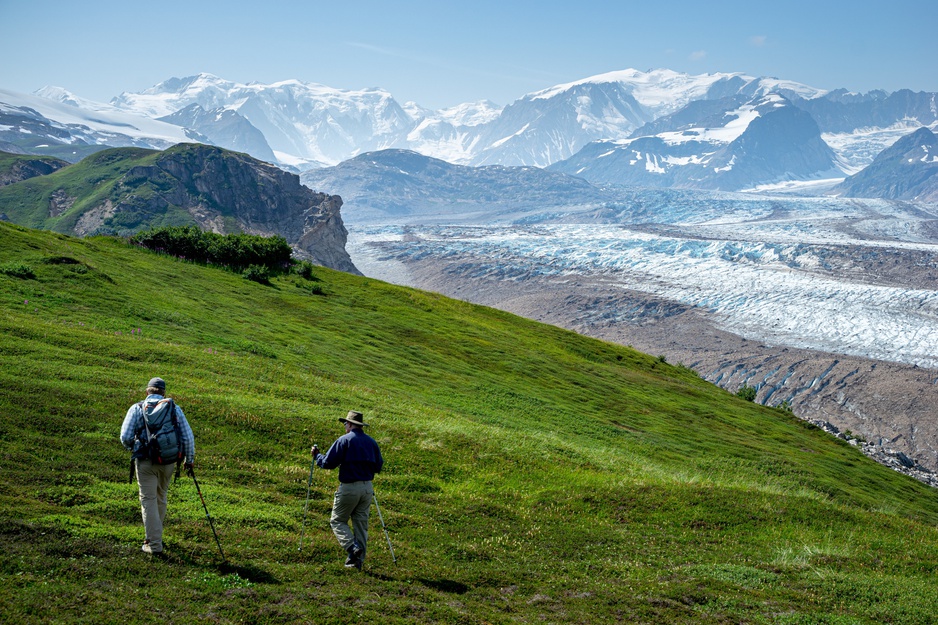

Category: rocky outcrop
[96, 143, 358, 273]
[0, 152, 69, 186]
[807, 419, 938, 488]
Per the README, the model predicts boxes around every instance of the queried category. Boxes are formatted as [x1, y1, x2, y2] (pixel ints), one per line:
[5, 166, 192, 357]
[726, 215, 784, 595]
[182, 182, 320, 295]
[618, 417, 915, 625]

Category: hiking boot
[141, 539, 163, 555]
[344, 542, 364, 570]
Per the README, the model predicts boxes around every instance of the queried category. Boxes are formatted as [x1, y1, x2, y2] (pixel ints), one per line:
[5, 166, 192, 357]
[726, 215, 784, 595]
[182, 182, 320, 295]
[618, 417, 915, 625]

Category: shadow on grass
[417, 578, 470, 594]
[219, 562, 280, 584]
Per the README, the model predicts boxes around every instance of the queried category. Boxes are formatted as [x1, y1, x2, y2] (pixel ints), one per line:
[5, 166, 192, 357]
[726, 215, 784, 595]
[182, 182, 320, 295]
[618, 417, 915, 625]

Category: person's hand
[185, 462, 194, 477]
[311, 444, 320, 457]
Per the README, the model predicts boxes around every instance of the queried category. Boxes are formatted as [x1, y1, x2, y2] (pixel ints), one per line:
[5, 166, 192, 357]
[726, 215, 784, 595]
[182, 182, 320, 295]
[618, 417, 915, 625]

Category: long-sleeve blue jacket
[316, 429, 383, 483]
[120, 394, 195, 463]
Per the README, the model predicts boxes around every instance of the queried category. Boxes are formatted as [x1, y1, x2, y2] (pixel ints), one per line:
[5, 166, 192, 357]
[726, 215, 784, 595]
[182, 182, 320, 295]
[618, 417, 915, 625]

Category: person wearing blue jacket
[312, 410, 383, 570]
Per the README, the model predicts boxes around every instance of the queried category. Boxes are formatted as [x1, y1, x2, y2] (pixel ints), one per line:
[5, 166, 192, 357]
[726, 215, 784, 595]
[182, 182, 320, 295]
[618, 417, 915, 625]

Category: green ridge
[0, 148, 161, 232]
[1, 221, 936, 623]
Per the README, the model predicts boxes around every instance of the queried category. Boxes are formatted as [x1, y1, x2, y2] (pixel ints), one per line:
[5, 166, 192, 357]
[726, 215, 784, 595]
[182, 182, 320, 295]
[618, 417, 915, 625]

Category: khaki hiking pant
[136, 458, 176, 552]
[330, 480, 373, 558]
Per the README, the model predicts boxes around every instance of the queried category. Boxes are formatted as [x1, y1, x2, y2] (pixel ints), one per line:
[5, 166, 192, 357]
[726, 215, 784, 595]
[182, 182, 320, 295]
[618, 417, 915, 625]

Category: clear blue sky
[1, 0, 935, 110]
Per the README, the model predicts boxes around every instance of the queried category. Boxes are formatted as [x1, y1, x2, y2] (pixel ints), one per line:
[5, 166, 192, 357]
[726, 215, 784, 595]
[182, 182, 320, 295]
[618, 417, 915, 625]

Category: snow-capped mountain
[526, 68, 826, 119]
[548, 94, 841, 191]
[794, 89, 938, 174]
[157, 103, 277, 163]
[4, 68, 937, 194]
[108, 70, 832, 170]
[435, 69, 828, 168]
[834, 126, 938, 201]
[111, 73, 415, 167]
[793, 88, 938, 134]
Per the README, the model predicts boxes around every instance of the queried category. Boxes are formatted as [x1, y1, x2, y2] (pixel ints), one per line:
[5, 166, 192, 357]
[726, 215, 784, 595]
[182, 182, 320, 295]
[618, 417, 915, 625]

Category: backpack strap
[166, 399, 178, 425]
[133, 400, 147, 441]
[165, 399, 185, 477]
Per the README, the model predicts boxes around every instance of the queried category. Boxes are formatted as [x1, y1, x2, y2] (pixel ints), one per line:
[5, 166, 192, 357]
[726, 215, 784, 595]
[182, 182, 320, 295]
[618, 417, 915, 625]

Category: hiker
[312, 410, 384, 570]
[120, 377, 195, 554]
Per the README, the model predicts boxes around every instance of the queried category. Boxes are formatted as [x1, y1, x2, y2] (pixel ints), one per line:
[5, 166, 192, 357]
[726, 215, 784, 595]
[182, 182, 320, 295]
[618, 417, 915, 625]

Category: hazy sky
[1, 0, 935, 110]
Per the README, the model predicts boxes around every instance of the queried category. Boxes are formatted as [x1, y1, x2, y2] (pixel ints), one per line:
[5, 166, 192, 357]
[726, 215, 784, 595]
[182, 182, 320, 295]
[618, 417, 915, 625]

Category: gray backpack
[140, 399, 183, 465]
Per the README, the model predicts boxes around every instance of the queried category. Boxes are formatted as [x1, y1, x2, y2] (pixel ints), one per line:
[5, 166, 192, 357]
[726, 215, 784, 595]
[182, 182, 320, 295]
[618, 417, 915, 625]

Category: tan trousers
[136, 459, 176, 552]
[330, 481, 373, 558]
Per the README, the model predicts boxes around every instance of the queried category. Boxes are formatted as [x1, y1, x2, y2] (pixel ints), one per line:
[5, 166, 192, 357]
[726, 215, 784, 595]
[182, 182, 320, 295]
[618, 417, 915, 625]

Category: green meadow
[1, 220, 937, 624]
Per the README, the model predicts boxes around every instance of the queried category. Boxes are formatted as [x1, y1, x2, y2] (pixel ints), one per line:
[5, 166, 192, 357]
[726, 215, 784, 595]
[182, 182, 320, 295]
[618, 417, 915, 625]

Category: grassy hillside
[0, 145, 265, 236]
[1, 220, 937, 624]
[0, 147, 161, 232]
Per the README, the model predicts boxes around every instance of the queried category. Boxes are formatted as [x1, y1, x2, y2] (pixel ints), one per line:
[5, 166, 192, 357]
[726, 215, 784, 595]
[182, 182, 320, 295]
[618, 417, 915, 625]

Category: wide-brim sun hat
[339, 410, 367, 427]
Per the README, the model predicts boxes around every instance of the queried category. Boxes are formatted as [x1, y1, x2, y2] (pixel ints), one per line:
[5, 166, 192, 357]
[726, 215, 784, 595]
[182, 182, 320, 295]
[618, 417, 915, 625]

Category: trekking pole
[372, 492, 396, 564]
[188, 467, 227, 564]
[298, 445, 316, 551]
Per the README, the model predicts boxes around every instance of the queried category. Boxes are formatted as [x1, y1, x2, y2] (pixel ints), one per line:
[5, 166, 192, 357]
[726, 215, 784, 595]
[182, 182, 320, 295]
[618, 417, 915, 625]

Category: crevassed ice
[359, 224, 938, 369]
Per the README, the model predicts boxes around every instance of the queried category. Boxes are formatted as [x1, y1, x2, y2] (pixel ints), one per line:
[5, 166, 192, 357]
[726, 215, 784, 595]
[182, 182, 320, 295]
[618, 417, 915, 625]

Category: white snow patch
[663, 154, 707, 166]
[435, 100, 503, 127]
[491, 123, 530, 148]
[273, 150, 326, 170]
[714, 155, 736, 172]
[645, 154, 666, 173]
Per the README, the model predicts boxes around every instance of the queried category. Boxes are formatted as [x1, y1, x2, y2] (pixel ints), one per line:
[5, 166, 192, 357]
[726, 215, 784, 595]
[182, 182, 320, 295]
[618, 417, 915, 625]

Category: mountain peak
[528, 69, 827, 113]
[148, 73, 228, 94]
[835, 126, 938, 201]
[33, 86, 79, 105]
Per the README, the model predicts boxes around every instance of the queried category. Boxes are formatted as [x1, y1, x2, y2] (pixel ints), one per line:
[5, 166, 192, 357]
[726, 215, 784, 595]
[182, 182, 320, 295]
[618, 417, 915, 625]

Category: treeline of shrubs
[129, 226, 295, 283]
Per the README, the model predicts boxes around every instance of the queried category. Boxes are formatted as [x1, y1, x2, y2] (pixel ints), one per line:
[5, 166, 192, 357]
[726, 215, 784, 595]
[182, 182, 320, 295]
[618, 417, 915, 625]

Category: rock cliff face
[87, 144, 359, 273]
[0, 152, 69, 186]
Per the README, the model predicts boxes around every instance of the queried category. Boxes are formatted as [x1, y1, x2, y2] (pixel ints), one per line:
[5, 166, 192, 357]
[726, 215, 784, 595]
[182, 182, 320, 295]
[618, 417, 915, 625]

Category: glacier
[347, 193, 938, 370]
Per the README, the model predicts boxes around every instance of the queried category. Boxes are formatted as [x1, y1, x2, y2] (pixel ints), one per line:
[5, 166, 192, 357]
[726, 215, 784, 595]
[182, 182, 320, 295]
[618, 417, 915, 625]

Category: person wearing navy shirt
[312, 410, 384, 570]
